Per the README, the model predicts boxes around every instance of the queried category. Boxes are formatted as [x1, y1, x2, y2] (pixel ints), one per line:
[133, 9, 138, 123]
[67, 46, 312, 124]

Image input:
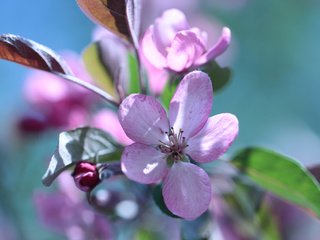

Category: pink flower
[72, 161, 101, 192]
[119, 71, 238, 219]
[140, 9, 231, 83]
[91, 109, 133, 146]
[23, 52, 95, 129]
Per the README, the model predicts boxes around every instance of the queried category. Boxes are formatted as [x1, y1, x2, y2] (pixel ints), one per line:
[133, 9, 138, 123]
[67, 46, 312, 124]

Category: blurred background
[1, 0, 320, 239]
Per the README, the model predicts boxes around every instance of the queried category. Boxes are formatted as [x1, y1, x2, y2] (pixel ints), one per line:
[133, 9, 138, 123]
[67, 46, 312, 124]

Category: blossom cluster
[20, 4, 238, 239]
[2, 1, 320, 239]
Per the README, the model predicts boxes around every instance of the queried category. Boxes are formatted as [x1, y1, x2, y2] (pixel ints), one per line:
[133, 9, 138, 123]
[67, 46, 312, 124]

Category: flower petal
[195, 27, 231, 66]
[166, 30, 206, 72]
[121, 143, 168, 184]
[119, 94, 169, 145]
[169, 71, 213, 138]
[153, 8, 190, 55]
[141, 26, 167, 69]
[139, 40, 169, 95]
[186, 113, 239, 163]
[92, 109, 133, 146]
[163, 161, 212, 220]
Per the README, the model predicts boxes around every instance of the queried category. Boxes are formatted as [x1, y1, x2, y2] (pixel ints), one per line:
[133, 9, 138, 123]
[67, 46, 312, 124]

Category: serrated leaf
[42, 127, 119, 186]
[0, 34, 72, 74]
[201, 60, 231, 92]
[76, 0, 141, 47]
[231, 147, 320, 218]
[152, 185, 180, 219]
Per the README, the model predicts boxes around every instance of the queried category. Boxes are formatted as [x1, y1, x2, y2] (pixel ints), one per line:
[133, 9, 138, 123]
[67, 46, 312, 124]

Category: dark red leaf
[309, 165, 320, 182]
[0, 34, 72, 74]
[76, 0, 140, 47]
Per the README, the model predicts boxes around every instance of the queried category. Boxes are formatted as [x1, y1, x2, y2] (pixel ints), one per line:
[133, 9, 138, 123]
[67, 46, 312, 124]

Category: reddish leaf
[309, 165, 320, 182]
[76, 0, 140, 47]
[0, 34, 72, 74]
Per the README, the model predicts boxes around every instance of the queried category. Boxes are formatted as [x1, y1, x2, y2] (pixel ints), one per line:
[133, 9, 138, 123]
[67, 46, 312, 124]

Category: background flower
[140, 8, 231, 94]
[34, 172, 113, 240]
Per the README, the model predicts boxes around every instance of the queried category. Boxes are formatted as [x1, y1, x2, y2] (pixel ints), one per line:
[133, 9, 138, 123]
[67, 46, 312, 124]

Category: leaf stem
[55, 72, 120, 107]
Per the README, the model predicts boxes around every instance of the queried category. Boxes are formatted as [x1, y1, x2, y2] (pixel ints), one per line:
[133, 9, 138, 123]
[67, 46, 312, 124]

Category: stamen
[158, 127, 189, 161]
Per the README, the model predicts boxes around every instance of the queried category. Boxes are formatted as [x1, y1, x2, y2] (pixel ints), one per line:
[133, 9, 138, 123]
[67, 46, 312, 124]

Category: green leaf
[83, 36, 138, 100]
[201, 60, 231, 92]
[231, 147, 320, 218]
[128, 52, 140, 94]
[152, 185, 180, 218]
[82, 43, 116, 97]
[257, 201, 281, 240]
[160, 76, 180, 110]
[42, 127, 120, 186]
[134, 229, 161, 240]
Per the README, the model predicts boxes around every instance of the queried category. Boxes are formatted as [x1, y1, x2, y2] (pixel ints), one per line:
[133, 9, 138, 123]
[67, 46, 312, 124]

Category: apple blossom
[119, 70, 238, 219]
[140, 8, 231, 89]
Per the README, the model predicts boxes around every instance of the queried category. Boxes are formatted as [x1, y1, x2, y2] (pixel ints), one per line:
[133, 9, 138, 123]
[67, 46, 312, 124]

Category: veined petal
[141, 26, 167, 69]
[169, 71, 213, 138]
[195, 27, 231, 66]
[119, 94, 169, 145]
[163, 161, 212, 220]
[153, 8, 190, 55]
[121, 143, 168, 184]
[186, 113, 239, 163]
[166, 31, 206, 72]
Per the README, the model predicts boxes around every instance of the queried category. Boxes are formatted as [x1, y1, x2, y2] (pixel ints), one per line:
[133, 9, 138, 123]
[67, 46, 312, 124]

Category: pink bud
[72, 162, 100, 192]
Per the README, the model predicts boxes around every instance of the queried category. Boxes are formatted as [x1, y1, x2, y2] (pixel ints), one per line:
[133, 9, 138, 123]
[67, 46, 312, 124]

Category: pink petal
[163, 161, 212, 220]
[166, 30, 206, 72]
[195, 27, 231, 66]
[119, 94, 169, 145]
[190, 27, 208, 47]
[186, 113, 239, 163]
[141, 26, 167, 69]
[92, 109, 133, 146]
[169, 71, 213, 138]
[121, 143, 168, 184]
[153, 8, 190, 55]
[139, 43, 169, 95]
[24, 70, 69, 107]
[145, 64, 169, 96]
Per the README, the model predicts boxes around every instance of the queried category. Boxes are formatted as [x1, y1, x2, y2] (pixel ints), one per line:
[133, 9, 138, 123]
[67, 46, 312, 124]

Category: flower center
[158, 127, 188, 161]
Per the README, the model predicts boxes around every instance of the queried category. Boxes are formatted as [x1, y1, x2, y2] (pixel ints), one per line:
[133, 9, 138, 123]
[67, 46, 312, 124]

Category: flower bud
[72, 161, 100, 192]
